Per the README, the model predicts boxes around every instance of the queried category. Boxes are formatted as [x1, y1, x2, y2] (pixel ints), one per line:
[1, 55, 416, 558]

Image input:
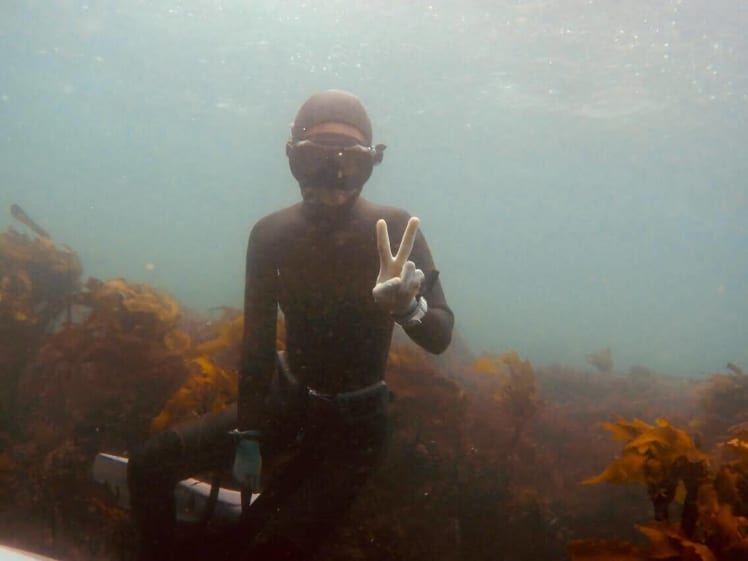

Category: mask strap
[373, 144, 386, 165]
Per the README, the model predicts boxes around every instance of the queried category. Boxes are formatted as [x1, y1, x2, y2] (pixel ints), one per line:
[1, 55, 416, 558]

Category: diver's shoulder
[249, 203, 302, 238]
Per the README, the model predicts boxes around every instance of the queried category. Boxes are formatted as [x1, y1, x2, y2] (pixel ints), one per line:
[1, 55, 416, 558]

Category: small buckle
[307, 387, 335, 402]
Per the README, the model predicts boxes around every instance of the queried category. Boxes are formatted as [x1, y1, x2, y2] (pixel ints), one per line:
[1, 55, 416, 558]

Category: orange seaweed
[151, 356, 238, 432]
[584, 417, 708, 487]
[576, 416, 748, 560]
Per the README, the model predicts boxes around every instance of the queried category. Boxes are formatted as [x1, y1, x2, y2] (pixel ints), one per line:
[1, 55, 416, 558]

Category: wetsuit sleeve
[407, 229, 454, 354]
[238, 221, 279, 431]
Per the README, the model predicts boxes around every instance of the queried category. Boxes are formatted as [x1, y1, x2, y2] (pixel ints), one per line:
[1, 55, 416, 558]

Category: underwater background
[1, 0, 746, 377]
[2, 3, 748, 561]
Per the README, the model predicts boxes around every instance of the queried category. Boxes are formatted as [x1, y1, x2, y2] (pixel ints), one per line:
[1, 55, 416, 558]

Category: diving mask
[287, 140, 386, 190]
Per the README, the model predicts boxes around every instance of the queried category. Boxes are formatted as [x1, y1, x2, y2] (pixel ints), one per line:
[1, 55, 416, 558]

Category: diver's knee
[127, 430, 183, 486]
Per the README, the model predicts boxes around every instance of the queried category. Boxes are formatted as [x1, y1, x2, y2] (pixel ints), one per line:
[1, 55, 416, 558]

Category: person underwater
[127, 89, 454, 561]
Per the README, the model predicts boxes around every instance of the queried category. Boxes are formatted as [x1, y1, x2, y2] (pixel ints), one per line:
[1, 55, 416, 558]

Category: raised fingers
[394, 216, 420, 267]
[376, 219, 393, 266]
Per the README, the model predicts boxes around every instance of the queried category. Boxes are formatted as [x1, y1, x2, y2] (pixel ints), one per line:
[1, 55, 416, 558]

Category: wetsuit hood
[291, 90, 372, 144]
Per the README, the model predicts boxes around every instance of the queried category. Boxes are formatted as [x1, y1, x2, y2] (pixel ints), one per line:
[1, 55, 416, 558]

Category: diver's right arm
[235, 221, 278, 488]
[238, 220, 279, 430]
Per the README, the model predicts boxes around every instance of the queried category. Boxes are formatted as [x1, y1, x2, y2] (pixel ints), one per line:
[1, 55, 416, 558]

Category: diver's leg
[175, 403, 238, 469]
[230, 441, 311, 556]
[127, 404, 238, 561]
[240, 401, 389, 560]
[127, 429, 182, 561]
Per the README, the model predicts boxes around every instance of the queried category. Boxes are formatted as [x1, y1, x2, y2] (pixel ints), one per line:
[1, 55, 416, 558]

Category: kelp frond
[584, 417, 708, 487]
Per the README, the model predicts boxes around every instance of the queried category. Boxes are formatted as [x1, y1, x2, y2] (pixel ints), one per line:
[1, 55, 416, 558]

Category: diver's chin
[320, 189, 352, 207]
[301, 186, 360, 215]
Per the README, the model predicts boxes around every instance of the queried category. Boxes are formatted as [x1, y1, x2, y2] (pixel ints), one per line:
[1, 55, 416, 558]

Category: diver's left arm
[372, 216, 453, 354]
[399, 229, 453, 354]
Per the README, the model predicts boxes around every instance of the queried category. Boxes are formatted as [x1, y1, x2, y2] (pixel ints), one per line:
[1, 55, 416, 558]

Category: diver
[127, 89, 454, 561]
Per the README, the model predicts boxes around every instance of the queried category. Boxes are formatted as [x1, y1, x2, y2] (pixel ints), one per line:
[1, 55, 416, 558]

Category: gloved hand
[372, 217, 424, 315]
[232, 437, 262, 491]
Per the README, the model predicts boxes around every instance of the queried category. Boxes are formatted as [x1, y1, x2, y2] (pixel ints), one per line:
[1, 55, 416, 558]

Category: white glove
[232, 437, 261, 491]
[372, 217, 425, 315]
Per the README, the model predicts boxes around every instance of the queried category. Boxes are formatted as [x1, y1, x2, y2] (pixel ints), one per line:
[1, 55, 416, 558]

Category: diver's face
[292, 122, 371, 210]
[301, 183, 357, 207]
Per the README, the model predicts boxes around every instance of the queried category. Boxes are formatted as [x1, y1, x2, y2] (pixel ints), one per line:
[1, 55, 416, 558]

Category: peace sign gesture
[372, 217, 425, 315]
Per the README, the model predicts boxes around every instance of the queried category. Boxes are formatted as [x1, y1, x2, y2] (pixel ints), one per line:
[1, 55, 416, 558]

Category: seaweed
[151, 308, 289, 432]
[150, 356, 237, 432]
[0, 209, 82, 430]
[572, 416, 748, 560]
[17, 277, 192, 448]
[583, 417, 709, 526]
[694, 365, 748, 452]
[470, 351, 539, 455]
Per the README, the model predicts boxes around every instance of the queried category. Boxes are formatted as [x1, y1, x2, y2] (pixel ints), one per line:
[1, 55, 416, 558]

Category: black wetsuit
[127, 196, 453, 561]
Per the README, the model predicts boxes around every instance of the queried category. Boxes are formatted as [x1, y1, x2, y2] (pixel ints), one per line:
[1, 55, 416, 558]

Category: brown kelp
[582, 417, 710, 526]
[694, 363, 748, 452]
[17, 277, 193, 449]
[0, 205, 81, 427]
[570, 414, 748, 560]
